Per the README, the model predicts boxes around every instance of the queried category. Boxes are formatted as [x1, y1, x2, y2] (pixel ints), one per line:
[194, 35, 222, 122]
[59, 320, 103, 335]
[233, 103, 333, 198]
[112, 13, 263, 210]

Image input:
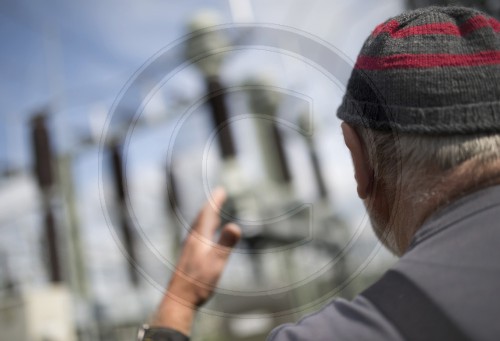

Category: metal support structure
[31, 114, 63, 284]
[206, 77, 237, 159]
[110, 142, 139, 286]
[246, 82, 293, 186]
[165, 164, 183, 256]
[269, 111, 292, 184]
[58, 153, 89, 297]
[299, 113, 328, 201]
[306, 138, 328, 200]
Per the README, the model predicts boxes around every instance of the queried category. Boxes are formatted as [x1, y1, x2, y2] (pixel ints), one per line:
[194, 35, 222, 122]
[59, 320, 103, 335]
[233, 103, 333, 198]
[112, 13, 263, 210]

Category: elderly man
[137, 6, 500, 341]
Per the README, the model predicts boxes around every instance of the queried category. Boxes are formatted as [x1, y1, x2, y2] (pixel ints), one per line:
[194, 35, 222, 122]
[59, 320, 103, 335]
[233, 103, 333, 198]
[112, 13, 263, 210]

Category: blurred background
[0, 0, 498, 340]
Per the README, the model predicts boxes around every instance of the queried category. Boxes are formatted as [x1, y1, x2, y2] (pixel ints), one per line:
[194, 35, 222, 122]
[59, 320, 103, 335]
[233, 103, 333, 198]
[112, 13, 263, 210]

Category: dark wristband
[137, 325, 189, 341]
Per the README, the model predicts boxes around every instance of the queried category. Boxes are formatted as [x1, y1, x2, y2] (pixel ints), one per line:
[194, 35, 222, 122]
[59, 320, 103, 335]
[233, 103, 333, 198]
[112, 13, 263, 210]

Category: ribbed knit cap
[336, 6, 500, 134]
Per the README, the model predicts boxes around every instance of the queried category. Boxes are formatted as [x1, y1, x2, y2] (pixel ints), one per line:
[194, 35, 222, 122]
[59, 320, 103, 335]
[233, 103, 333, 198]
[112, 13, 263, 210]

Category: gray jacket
[268, 185, 500, 341]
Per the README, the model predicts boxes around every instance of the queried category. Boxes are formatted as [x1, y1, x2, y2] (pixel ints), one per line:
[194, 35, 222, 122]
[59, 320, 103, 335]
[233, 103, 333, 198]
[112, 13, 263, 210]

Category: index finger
[192, 187, 227, 238]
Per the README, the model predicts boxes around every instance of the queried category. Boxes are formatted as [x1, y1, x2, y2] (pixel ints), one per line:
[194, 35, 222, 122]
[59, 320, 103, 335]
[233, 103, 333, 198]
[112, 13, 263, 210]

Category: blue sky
[0, 0, 232, 169]
[0, 0, 406, 169]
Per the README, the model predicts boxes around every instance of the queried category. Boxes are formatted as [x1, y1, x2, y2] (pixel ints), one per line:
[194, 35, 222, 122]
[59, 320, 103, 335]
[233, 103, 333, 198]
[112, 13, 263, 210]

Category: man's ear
[341, 122, 373, 199]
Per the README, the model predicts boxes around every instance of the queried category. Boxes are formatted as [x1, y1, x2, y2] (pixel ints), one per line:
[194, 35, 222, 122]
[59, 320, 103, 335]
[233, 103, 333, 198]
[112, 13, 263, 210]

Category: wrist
[151, 292, 197, 336]
[167, 272, 208, 307]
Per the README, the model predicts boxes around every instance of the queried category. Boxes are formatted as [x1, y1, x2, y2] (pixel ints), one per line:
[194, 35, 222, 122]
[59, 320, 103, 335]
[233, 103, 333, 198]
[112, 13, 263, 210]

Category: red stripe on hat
[372, 20, 399, 36]
[460, 15, 500, 35]
[392, 22, 460, 38]
[489, 18, 500, 32]
[355, 51, 500, 70]
[372, 15, 500, 38]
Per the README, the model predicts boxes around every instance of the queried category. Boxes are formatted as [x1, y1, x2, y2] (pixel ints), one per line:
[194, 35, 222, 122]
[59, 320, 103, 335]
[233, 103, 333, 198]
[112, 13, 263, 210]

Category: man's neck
[394, 159, 500, 255]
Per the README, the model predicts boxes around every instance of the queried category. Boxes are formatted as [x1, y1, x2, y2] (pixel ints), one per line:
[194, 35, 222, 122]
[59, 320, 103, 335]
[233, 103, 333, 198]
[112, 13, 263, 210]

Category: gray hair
[355, 127, 500, 200]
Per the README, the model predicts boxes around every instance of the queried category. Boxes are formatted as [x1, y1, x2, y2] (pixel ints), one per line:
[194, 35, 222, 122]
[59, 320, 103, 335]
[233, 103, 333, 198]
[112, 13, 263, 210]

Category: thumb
[217, 223, 242, 249]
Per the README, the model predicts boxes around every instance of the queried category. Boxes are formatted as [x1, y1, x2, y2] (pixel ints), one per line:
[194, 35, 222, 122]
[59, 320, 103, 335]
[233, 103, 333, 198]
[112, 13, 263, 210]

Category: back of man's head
[337, 6, 500, 254]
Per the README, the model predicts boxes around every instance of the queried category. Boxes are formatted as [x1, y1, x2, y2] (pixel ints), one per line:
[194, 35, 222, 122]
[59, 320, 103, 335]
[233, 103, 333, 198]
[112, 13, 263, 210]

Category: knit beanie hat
[336, 6, 500, 134]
